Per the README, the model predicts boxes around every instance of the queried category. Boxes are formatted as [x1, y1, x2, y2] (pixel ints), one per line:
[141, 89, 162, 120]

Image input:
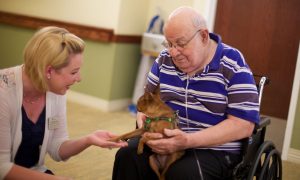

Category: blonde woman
[0, 26, 127, 180]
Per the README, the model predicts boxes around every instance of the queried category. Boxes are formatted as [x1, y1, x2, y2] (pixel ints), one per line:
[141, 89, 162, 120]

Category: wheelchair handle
[255, 116, 270, 131]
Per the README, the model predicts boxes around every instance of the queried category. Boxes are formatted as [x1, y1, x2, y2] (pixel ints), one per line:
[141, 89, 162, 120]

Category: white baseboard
[67, 90, 131, 112]
[287, 148, 300, 164]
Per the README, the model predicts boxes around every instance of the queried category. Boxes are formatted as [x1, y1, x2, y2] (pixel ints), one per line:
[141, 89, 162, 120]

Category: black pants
[112, 137, 241, 180]
[45, 169, 54, 175]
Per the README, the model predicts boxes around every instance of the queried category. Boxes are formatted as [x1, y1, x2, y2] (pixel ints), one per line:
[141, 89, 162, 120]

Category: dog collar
[144, 111, 179, 130]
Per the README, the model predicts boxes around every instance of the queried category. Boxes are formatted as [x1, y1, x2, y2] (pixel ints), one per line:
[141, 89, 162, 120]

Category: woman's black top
[14, 106, 46, 168]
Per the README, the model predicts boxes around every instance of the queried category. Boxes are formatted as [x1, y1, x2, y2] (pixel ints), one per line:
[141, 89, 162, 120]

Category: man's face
[163, 25, 208, 75]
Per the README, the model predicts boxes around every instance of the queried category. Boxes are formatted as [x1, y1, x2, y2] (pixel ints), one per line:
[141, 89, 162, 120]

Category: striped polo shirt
[145, 33, 259, 153]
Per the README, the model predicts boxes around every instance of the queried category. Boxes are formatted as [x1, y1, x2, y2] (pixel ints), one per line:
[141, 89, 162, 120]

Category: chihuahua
[110, 86, 184, 180]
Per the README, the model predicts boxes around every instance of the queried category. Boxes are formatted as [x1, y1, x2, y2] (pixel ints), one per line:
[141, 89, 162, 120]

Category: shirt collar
[205, 33, 223, 71]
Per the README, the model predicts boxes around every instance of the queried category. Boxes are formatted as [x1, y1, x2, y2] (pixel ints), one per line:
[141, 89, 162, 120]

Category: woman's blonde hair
[23, 26, 85, 92]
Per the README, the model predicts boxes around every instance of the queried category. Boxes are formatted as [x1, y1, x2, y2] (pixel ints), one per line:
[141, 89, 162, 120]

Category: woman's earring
[47, 74, 51, 79]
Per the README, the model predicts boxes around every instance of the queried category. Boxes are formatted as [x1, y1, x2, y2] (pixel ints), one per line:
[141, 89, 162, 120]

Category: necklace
[23, 96, 42, 104]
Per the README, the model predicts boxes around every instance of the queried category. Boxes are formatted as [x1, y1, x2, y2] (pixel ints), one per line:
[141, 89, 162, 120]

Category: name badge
[48, 117, 59, 130]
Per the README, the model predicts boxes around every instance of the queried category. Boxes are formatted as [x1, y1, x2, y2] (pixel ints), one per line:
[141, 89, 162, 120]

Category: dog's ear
[144, 85, 160, 98]
[154, 85, 160, 93]
[152, 85, 160, 96]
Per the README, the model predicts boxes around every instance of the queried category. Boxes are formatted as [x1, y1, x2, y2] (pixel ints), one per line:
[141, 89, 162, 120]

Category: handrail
[0, 11, 141, 44]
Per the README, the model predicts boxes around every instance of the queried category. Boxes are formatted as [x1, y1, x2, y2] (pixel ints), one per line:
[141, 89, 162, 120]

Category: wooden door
[214, 0, 300, 119]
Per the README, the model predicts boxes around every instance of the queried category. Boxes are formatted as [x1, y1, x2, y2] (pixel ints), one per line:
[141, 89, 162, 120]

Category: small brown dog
[110, 86, 185, 180]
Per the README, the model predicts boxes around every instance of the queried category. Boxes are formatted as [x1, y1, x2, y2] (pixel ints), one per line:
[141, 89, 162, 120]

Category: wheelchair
[232, 75, 282, 180]
[132, 75, 282, 179]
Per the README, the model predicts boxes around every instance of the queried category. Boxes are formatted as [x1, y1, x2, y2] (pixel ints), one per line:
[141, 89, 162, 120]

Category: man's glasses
[162, 29, 201, 51]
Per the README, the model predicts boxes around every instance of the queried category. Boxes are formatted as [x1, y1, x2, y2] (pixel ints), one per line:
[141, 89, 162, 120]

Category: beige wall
[0, 0, 150, 34]
[116, 0, 150, 34]
[145, 0, 206, 31]
[0, 0, 120, 29]
[0, 0, 208, 35]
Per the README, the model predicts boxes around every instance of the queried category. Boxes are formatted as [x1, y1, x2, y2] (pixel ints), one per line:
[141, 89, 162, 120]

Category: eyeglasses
[162, 29, 201, 51]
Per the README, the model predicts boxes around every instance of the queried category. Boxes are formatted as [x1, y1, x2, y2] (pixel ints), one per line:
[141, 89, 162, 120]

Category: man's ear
[200, 29, 209, 44]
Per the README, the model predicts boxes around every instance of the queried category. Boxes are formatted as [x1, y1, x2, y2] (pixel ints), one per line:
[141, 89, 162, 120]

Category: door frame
[282, 43, 300, 161]
[204, 0, 298, 161]
[202, 0, 217, 32]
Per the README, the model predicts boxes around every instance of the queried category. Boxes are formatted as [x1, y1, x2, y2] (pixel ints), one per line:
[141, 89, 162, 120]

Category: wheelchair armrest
[254, 116, 270, 130]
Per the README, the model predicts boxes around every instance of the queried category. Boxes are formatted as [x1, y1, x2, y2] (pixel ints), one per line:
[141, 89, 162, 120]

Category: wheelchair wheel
[247, 141, 282, 180]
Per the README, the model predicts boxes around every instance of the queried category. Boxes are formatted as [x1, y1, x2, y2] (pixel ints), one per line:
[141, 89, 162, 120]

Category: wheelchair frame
[233, 75, 282, 180]
[133, 75, 283, 179]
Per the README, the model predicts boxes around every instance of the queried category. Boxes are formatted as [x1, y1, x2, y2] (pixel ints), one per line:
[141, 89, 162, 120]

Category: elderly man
[112, 6, 259, 180]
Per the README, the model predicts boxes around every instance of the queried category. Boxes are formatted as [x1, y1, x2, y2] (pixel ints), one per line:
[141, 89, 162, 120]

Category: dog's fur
[110, 86, 185, 180]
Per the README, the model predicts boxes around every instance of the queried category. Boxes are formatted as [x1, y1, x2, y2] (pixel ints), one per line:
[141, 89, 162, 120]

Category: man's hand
[146, 129, 189, 154]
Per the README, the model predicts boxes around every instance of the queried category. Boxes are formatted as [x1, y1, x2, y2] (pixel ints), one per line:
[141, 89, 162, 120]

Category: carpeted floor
[45, 101, 300, 180]
[45, 101, 136, 180]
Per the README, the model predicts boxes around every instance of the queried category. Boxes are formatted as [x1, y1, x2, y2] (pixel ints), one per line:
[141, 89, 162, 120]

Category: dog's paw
[137, 147, 144, 154]
[109, 137, 121, 142]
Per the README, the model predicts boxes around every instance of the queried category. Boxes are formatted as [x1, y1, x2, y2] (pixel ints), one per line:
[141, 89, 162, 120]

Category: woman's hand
[88, 130, 128, 149]
[146, 129, 189, 154]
